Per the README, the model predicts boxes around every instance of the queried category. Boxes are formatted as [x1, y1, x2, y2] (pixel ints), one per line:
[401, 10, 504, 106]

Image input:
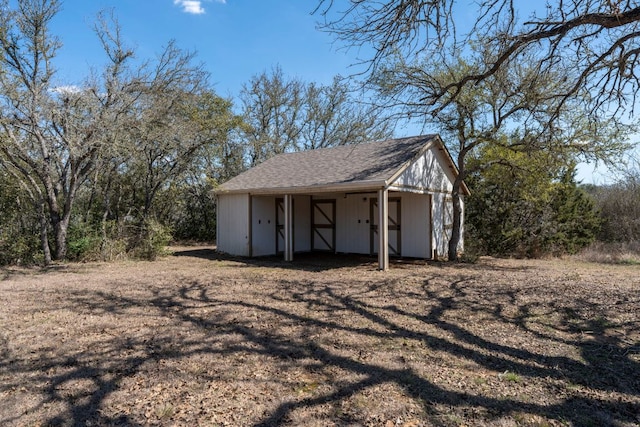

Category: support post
[284, 194, 293, 261]
[378, 188, 389, 271]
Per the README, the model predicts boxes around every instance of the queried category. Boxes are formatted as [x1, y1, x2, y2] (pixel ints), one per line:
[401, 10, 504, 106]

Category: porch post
[378, 188, 389, 271]
[284, 194, 293, 261]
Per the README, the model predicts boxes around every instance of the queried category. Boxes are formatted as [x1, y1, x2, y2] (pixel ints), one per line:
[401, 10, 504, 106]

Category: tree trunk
[52, 218, 69, 261]
[448, 148, 467, 261]
[39, 200, 52, 266]
[47, 192, 73, 261]
[448, 178, 462, 261]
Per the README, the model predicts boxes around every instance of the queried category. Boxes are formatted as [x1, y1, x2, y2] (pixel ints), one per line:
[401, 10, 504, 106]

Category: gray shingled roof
[217, 135, 440, 194]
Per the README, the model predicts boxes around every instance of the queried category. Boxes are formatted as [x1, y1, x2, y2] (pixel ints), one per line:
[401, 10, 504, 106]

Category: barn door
[276, 198, 285, 254]
[311, 199, 335, 252]
[370, 198, 401, 256]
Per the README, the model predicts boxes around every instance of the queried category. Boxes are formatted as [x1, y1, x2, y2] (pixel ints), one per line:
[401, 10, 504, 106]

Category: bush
[127, 219, 172, 261]
[64, 218, 172, 262]
[589, 171, 640, 243]
[0, 233, 42, 266]
[466, 163, 599, 258]
[66, 222, 102, 261]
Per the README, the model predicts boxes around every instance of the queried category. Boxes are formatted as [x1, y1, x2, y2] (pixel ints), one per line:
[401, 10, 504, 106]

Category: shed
[215, 135, 470, 270]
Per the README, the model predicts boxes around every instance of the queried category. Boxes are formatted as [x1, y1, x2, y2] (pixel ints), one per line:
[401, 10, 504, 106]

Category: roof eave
[215, 179, 389, 196]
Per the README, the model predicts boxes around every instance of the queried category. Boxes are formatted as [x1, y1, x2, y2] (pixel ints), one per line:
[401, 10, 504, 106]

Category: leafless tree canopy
[318, 0, 640, 115]
[240, 66, 393, 166]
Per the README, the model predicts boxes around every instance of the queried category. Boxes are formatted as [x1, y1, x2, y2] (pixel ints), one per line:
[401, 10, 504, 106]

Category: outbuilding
[215, 135, 469, 270]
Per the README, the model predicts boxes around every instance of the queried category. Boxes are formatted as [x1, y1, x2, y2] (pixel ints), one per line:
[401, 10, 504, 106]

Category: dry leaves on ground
[0, 248, 638, 426]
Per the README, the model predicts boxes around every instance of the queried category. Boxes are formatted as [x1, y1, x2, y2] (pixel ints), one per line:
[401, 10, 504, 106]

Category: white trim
[387, 183, 456, 195]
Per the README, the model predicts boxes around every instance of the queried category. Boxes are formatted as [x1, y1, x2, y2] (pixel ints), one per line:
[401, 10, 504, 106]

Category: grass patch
[575, 241, 640, 264]
[499, 371, 522, 383]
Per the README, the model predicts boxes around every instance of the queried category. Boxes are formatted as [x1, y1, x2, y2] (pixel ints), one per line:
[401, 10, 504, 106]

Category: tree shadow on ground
[172, 248, 384, 272]
[1, 261, 637, 426]
[171, 248, 534, 273]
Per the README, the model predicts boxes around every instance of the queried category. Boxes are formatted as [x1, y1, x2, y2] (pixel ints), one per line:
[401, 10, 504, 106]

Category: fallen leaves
[0, 250, 638, 426]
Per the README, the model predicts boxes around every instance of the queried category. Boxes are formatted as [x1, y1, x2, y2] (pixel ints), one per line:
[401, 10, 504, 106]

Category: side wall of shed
[217, 193, 250, 256]
[392, 143, 464, 259]
[431, 193, 464, 259]
[400, 192, 432, 258]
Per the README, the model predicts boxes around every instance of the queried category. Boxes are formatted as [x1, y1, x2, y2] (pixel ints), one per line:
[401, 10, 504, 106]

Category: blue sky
[41, 0, 630, 183]
[48, 0, 353, 99]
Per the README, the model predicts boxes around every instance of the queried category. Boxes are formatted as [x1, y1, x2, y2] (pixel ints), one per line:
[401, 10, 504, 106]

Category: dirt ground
[0, 247, 638, 427]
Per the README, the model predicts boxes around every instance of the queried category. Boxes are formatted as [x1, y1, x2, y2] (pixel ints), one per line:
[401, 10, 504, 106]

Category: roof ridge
[264, 134, 435, 156]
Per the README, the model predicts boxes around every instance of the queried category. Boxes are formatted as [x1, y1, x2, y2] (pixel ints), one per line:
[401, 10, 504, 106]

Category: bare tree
[0, 0, 107, 262]
[301, 76, 392, 149]
[123, 43, 208, 220]
[240, 66, 305, 166]
[317, 0, 637, 260]
[0, 1, 215, 262]
[373, 44, 632, 260]
[240, 67, 393, 164]
[317, 0, 640, 117]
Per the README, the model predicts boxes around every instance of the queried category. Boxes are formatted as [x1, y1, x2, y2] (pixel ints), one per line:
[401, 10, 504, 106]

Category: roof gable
[217, 135, 465, 194]
[391, 141, 470, 195]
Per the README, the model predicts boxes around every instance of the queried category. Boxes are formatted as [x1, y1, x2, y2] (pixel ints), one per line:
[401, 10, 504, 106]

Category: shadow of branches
[0, 256, 638, 426]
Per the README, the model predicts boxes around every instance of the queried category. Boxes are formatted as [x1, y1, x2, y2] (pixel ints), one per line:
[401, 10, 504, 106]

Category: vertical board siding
[432, 193, 445, 259]
[393, 145, 454, 193]
[251, 196, 276, 256]
[400, 193, 431, 258]
[336, 194, 372, 254]
[293, 195, 311, 252]
[217, 194, 250, 256]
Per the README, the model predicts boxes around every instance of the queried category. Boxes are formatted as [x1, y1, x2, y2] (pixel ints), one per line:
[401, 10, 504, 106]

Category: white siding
[431, 193, 464, 259]
[251, 196, 276, 256]
[392, 145, 455, 193]
[336, 194, 372, 254]
[293, 195, 311, 252]
[400, 193, 432, 258]
[431, 193, 446, 258]
[391, 143, 464, 259]
[217, 194, 250, 256]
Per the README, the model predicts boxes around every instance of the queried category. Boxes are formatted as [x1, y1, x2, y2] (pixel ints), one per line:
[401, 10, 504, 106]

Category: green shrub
[0, 233, 42, 266]
[127, 219, 172, 260]
[66, 222, 102, 261]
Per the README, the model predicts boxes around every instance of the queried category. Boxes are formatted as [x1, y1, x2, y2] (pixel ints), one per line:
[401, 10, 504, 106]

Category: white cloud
[174, 0, 206, 14]
[50, 85, 83, 95]
[173, 0, 226, 15]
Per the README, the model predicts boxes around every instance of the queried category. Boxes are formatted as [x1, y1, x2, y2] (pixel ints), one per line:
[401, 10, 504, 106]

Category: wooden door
[275, 198, 285, 254]
[311, 200, 336, 252]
